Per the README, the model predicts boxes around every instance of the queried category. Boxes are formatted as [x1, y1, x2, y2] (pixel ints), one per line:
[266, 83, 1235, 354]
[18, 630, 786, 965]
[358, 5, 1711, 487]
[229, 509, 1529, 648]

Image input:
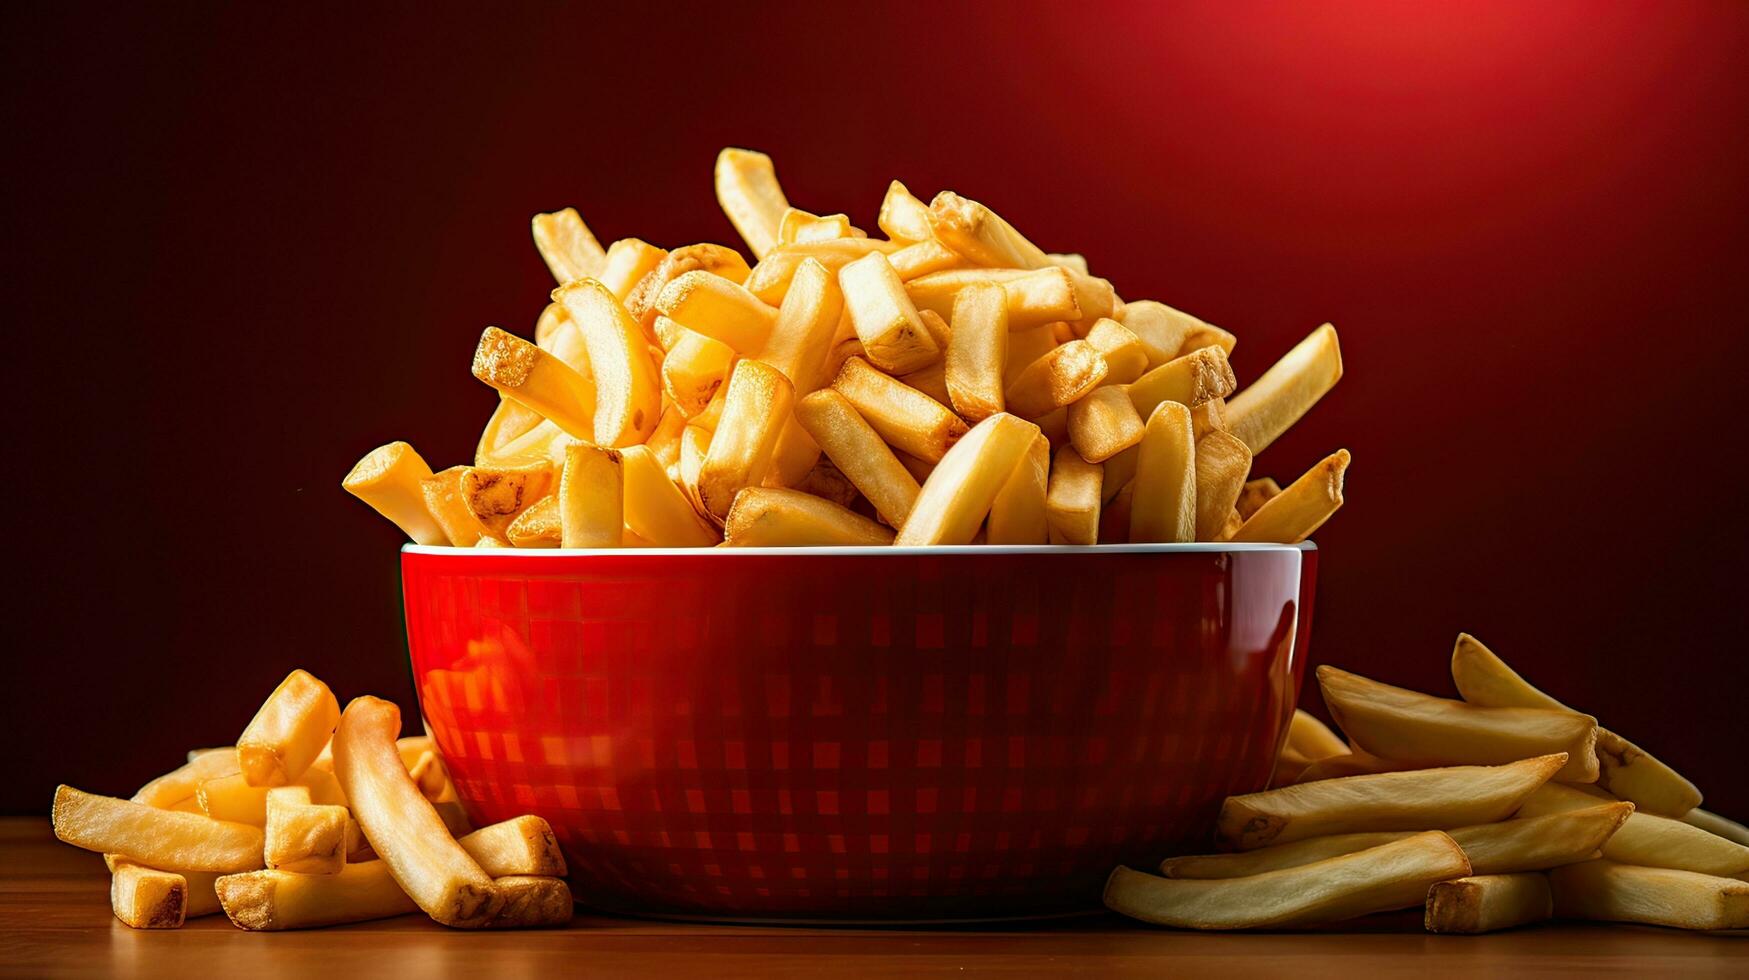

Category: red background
[5, 2, 1746, 817]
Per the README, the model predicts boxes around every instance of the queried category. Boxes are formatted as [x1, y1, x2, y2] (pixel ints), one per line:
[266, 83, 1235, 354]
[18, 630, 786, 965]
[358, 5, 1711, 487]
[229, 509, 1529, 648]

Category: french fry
[333, 696, 502, 927]
[724, 487, 894, 547]
[697, 359, 794, 522]
[995, 267, 1083, 329]
[1128, 346, 1236, 419]
[1003, 323, 1059, 389]
[197, 773, 273, 825]
[217, 860, 419, 931]
[264, 786, 347, 875]
[715, 147, 789, 259]
[1066, 385, 1144, 464]
[486, 876, 574, 929]
[743, 239, 892, 306]
[779, 208, 862, 244]
[1215, 754, 1567, 850]
[53, 785, 265, 872]
[1128, 401, 1197, 543]
[619, 445, 718, 547]
[554, 278, 662, 447]
[458, 815, 567, 878]
[471, 327, 598, 441]
[878, 179, 934, 244]
[1683, 808, 1749, 847]
[927, 190, 1052, 269]
[478, 418, 573, 469]
[341, 442, 448, 545]
[1193, 430, 1253, 540]
[238, 669, 340, 788]
[657, 321, 736, 418]
[1287, 709, 1349, 762]
[888, 238, 961, 280]
[132, 745, 243, 809]
[1046, 446, 1102, 545]
[1116, 301, 1202, 368]
[655, 271, 779, 355]
[596, 238, 667, 304]
[1549, 860, 1749, 930]
[832, 356, 968, 463]
[1226, 323, 1344, 455]
[557, 444, 623, 548]
[894, 413, 1041, 546]
[505, 494, 561, 548]
[1006, 339, 1106, 419]
[460, 463, 555, 538]
[419, 468, 488, 548]
[1236, 477, 1282, 519]
[1450, 633, 1701, 816]
[111, 864, 187, 929]
[943, 281, 1008, 421]
[1517, 783, 1749, 876]
[625, 244, 753, 331]
[1189, 397, 1226, 440]
[1085, 318, 1148, 386]
[841, 252, 940, 374]
[1230, 449, 1350, 544]
[531, 207, 605, 284]
[1425, 873, 1553, 934]
[1106, 832, 1471, 930]
[478, 395, 550, 467]
[1317, 665, 1599, 782]
[759, 257, 845, 394]
[988, 433, 1050, 545]
[796, 389, 919, 526]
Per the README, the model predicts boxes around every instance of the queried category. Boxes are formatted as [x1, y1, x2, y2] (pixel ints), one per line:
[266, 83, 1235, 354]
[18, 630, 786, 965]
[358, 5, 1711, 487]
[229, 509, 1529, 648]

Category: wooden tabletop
[2, 819, 1740, 978]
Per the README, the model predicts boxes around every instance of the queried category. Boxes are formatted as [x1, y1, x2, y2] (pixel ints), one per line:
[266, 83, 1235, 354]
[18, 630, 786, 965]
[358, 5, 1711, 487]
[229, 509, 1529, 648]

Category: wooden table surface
[2, 819, 1741, 978]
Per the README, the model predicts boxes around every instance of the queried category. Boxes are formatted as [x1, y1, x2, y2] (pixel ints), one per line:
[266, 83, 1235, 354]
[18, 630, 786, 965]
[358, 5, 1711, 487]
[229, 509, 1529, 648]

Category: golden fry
[1046, 445, 1102, 545]
[796, 389, 919, 527]
[558, 444, 623, 548]
[619, 445, 718, 547]
[1229, 449, 1349, 543]
[341, 442, 448, 546]
[1682, 808, 1749, 847]
[111, 864, 187, 929]
[831, 356, 968, 463]
[459, 815, 567, 878]
[714, 147, 788, 259]
[1192, 430, 1252, 541]
[1226, 323, 1343, 455]
[1425, 873, 1553, 934]
[1115, 301, 1205, 368]
[1518, 783, 1749, 876]
[486, 876, 574, 929]
[531, 207, 605, 284]
[505, 494, 562, 548]
[724, 487, 895, 547]
[1236, 477, 1282, 519]
[1006, 340, 1106, 419]
[217, 860, 418, 931]
[945, 281, 1008, 421]
[657, 320, 736, 418]
[460, 463, 555, 538]
[895, 413, 1041, 546]
[988, 433, 1050, 545]
[1067, 386, 1145, 464]
[239, 669, 340, 788]
[1085, 318, 1148, 386]
[264, 786, 347, 875]
[926, 190, 1052, 269]
[1129, 401, 1197, 543]
[553, 278, 662, 447]
[697, 359, 795, 521]
[655, 271, 779, 355]
[54, 785, 264, 872]
[759, 257, 845, 394]
[841, 252, 940, 374]
[1549, 860, 1749, 930]
[1128, 346, 1236, 419]
[878, 179, 934, 244]
[471, 327, 598, 441]
[596, 238, 667, 304]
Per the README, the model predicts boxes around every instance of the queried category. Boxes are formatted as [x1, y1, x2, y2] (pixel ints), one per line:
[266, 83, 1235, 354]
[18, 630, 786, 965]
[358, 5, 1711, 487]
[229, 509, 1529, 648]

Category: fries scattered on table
[1106, 635, 1748, 933]
[344, 148, 1349, 547]
[51, 669, 570, 931]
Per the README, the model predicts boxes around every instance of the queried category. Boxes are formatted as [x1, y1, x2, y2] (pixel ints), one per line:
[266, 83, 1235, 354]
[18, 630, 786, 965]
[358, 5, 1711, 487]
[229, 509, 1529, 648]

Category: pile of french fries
[345, 148, 1349, 548]
[1106, 635, 1749, 933]
[51, 670, 571, 931]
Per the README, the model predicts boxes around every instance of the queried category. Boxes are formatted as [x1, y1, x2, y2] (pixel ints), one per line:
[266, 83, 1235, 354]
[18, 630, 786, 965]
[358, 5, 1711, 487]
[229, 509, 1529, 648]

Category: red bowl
[402, 543, 1316, 923]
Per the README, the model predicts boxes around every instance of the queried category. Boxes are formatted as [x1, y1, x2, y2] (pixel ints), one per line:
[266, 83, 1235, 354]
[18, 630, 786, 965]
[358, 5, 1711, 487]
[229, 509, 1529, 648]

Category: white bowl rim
[403, 541, 1316, 558]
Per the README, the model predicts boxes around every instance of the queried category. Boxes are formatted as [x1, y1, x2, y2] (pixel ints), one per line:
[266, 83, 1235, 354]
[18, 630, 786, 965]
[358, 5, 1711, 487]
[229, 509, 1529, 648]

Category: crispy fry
[626, 244, 753, 332]
[557, 444, 623, 548]
[927, 190, 1051, 269]
[657, 320, 736, 418]
[1425, 873, 1553, 934]
[895, 413, 1041, 546]
[1549, 860, 1749, 930]
[111, 864, 187, 929]
[743, 239, 893, 306]
[1318, 665, 1598, 782]
[1115, 301, 1204, 368]
[888, 238, 961, 280]
[1193, 430, 1253, 540]
[1128, 346, 1236, 419]
[1006, 339, 1106, 419]
[1067, 385, 1145, 464]
[531, 207, 605, 284]
[419, 468, 487, 548]
[487, 876, 574, 929]
[619, 445, 718, 547]
[1085, 318, 1148, 386]
[1518, 783, 1749, 876]
[796, 389, 919, 526]
[54, 785, 264, 872]
[1450, 633, 1701, 816]
[1230, 449, 1349, 543]
[460, 463, 555, 538]
[505, 494, 562, 548]
[831, 356, 968, 463]
[1236, 477, 1282, 519]
[759, 257, 845, 394]
[996, 267, 1083, 329]
[878, 179, 934, 244]
[341, 442, 448, 545]
[841, 252, 940, 374]
[554, 278, 662, 447]
[724, 487, 895, 547]
[988, 433, 1051, 545]
[655, 271, 779, 355]
[238, 669, 340, 788]
[1215, 754, 1567, 850]
[1189, 397, 1226, 440]
[333, 696, 501, 927]
[458, 816, 567, 878]
[1046, 446, 1102, 545]
[217, 860, 418, 931]
[596, 238, 667, 304]
[943, 282, 1008, 421]
[695, 359, 795, 521]
[1226, 324, 1344, 455]
[1106, 832, 1471, 930]
[1683, 808, 1749, 847]
[264, 786, 346, 875]
[471, 327, 598, 441]
[715, 148, 789, 259]
[1129, 401, 1197, 543]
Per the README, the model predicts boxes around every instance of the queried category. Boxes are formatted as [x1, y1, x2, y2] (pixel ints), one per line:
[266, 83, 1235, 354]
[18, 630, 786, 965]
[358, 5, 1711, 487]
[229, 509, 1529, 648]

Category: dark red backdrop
[5, 2, 1746, 817]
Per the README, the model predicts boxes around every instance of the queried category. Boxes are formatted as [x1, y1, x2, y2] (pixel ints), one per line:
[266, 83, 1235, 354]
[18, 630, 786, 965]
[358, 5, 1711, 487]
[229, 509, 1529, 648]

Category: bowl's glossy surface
[402, 544, 1316, 922]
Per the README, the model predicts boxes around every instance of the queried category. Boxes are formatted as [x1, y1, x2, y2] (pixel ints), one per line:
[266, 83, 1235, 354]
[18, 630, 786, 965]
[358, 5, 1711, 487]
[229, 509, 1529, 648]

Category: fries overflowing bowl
[402, 542, 1316, 920]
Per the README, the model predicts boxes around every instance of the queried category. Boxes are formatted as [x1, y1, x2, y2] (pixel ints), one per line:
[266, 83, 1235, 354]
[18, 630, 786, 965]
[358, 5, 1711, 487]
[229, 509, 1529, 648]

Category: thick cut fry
[1683, 808, 1749, 847]
[471, 327, 598, 441]
[1450, 633, 1701, 816]
[796, 390, 919, 526]
[619, 445, 718, 547]
[1425, 874, 1553, 934]
[1006, 340, 1106, 419]
[888, 238, 961, 280]
[696, 360, 795, 521]
[239, 669, 340, 788]
[1518, 783, 1749, 876]
[1128, 346, 1237, 419]
[505, 494, 561, 548]
[487, 876, 574, 929]
[1085, 318, 1148, 386]
[1106, 832, 1471, 930]
[657, 322, 736, 418]
[197, 773, 275, 825]
[1046, 446, 1102, 545]
[1227, 324, 1344, 455]
[1116, 301, 1203, 368]
[1067, 385, 1145, 463]
[597, 238, 667, 304]
[988, 433, 1050, 545]
[458, 816, 567, 878]
[655, 271, 779, 355]
[420, 467, 487, 547]
[1450, 802, 1635, 875]
[1236, 477, 1282, 519]
[531, 207, 605, 284]
[1288, 709, 1349, 761]
[342, 442, 447, 545]
[54, 786, 265, 872]
[333, 696, 502, 928]
[945, 281, 1008, 421]
[831, 356, 969, 463]
[460, 463, 555, 538]
[132, 745, 243, 809]
[1549, 860, 1749, 930]
[895, 413, 1041, 546]
[1129, 401, 1197, 543]
[1190, 397, 1226, 440]
[743, 239, 893, 306]
[1193, 430, 1253, 540]
[557, 444, 623, 548]
[927, 190, 1052, 269]
[1003, 323, 1059, 389]
[626, 244, 753, 331]
[217, 860, 418, 931]
[840, 252, 940, 374]
[715, 148, 788, 259]
[997, 267, 1083, 329]
[759, 257, 845, 394]
[878, 179, 934, 244]
[779, 208, 861, 244]
[724, 487, 894, 547]
[1317, 665, 1598, 782]
[763, 417, 822, 489]
[111, 864, 188, 929]
[554, 278, 662, 447]
[264, 786, 347, 875]
[1230, 449, 1350, 543]
[1215, 754, 1567, 850]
